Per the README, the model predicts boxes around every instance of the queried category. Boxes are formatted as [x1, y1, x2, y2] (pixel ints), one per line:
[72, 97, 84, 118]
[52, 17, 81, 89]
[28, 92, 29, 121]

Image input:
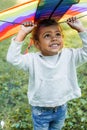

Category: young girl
[7, 17, 87, 130]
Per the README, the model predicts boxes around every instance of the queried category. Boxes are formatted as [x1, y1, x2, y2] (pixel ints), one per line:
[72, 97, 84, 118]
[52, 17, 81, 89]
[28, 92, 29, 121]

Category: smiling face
[35, 25, 63, 56]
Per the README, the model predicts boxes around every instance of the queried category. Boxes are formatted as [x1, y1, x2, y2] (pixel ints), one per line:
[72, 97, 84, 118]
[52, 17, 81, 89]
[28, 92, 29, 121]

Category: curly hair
[32, 19, 63, 41]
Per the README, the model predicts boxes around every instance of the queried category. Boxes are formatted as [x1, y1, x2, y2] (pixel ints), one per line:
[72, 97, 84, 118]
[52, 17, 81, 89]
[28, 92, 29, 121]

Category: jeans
[31, 104, 67, 130]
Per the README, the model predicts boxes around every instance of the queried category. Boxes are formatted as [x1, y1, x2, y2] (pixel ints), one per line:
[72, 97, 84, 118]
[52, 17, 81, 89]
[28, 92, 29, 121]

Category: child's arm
[6, 21, 36, 70]
[15, 21, 36, 42]
[67, 17, 87, 66]
[66, 17, 85, 32]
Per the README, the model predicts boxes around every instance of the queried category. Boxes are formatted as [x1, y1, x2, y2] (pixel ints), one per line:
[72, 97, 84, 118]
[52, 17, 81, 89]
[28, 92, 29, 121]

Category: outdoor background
[0, 0, 87, 130]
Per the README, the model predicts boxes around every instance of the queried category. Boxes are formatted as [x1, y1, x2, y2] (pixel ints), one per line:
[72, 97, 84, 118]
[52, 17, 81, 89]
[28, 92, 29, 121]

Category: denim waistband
[31, 103, 67, 112]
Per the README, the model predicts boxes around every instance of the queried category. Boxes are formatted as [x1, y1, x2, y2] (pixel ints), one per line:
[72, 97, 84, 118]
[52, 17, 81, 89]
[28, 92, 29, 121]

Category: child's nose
[51, 35, 57, 41]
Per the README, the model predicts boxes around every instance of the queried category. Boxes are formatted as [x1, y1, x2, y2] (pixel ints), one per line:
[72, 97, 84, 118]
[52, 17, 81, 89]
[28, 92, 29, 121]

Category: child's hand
[67, 17, 85, 32]
[15, 21, 36, 42]
[21, 21, 36, 34]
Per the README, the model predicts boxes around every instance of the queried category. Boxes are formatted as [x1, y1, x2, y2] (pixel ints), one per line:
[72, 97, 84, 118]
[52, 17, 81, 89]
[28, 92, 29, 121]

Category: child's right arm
[15, 21, 36, 42]
[6, 21, 36, 70]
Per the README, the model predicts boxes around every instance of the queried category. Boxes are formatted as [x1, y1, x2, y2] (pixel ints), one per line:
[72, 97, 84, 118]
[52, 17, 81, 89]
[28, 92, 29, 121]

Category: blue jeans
[31, 104, 67, 130]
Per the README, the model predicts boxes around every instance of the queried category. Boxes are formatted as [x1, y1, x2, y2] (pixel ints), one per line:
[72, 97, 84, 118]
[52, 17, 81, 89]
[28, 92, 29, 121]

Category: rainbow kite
[0, 0, 87, 41]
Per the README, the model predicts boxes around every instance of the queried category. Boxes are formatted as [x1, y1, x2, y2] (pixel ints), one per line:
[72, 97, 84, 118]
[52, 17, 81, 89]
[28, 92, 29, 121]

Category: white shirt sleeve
[6, 37, 32, 71]
[73, 31, 87, 67]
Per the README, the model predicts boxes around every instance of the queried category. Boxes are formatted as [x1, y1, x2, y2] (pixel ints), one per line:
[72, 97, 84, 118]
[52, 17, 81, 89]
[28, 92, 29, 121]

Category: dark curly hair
[32, 19, 62, 41]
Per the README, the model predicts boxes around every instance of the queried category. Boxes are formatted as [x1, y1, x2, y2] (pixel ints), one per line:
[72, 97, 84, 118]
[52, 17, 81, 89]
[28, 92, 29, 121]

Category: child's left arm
[67, 17, 87, 66]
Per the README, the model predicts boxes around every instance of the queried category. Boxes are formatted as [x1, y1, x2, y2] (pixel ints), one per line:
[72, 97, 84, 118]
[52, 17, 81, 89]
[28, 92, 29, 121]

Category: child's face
[36, 25, 63, 56]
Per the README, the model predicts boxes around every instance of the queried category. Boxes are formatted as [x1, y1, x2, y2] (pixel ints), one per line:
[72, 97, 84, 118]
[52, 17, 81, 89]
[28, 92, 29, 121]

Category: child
[7, 17, 87, 130]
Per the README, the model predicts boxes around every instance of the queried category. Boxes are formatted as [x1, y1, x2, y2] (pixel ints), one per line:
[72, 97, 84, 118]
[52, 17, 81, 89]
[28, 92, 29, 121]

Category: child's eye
[44, 34, 51, 38]
[56, 32, 61, 37]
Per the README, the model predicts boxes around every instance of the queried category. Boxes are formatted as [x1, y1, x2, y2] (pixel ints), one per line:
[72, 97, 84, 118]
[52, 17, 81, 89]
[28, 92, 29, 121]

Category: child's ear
[34, 40, 40, 50]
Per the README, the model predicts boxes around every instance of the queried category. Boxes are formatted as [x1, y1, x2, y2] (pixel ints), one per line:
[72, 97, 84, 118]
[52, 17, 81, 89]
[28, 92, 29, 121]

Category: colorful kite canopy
[0, 0, 87, 41]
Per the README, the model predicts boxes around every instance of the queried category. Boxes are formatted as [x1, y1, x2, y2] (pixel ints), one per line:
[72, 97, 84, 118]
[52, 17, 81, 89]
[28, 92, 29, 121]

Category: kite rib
[0, 19, 21, 25]
[59, 14, 87, 24]
[0, 14, 87, 25]
[49, 0, 64, 19]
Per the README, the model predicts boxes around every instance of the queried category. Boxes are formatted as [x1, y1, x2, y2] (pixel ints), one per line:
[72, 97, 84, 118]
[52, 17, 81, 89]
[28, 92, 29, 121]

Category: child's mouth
[49, 43, 60, 48]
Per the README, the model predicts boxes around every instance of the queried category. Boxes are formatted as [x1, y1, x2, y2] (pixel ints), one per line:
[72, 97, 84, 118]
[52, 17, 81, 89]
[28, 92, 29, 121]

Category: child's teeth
[51, 44, 58, 47]
[52, 44, 57, 46]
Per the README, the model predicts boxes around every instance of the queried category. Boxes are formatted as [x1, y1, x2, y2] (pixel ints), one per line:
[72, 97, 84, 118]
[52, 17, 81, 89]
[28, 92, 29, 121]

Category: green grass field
[0, 1, 87, 130]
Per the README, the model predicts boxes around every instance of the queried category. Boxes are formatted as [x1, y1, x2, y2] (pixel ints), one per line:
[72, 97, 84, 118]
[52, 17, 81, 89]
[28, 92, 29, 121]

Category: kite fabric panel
[0, 0, 39, 41]
[0, 0, 87, 41]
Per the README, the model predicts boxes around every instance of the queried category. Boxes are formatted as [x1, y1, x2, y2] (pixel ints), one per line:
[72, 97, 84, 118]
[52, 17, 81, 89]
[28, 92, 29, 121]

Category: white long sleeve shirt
[7, 31, 87, 107]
